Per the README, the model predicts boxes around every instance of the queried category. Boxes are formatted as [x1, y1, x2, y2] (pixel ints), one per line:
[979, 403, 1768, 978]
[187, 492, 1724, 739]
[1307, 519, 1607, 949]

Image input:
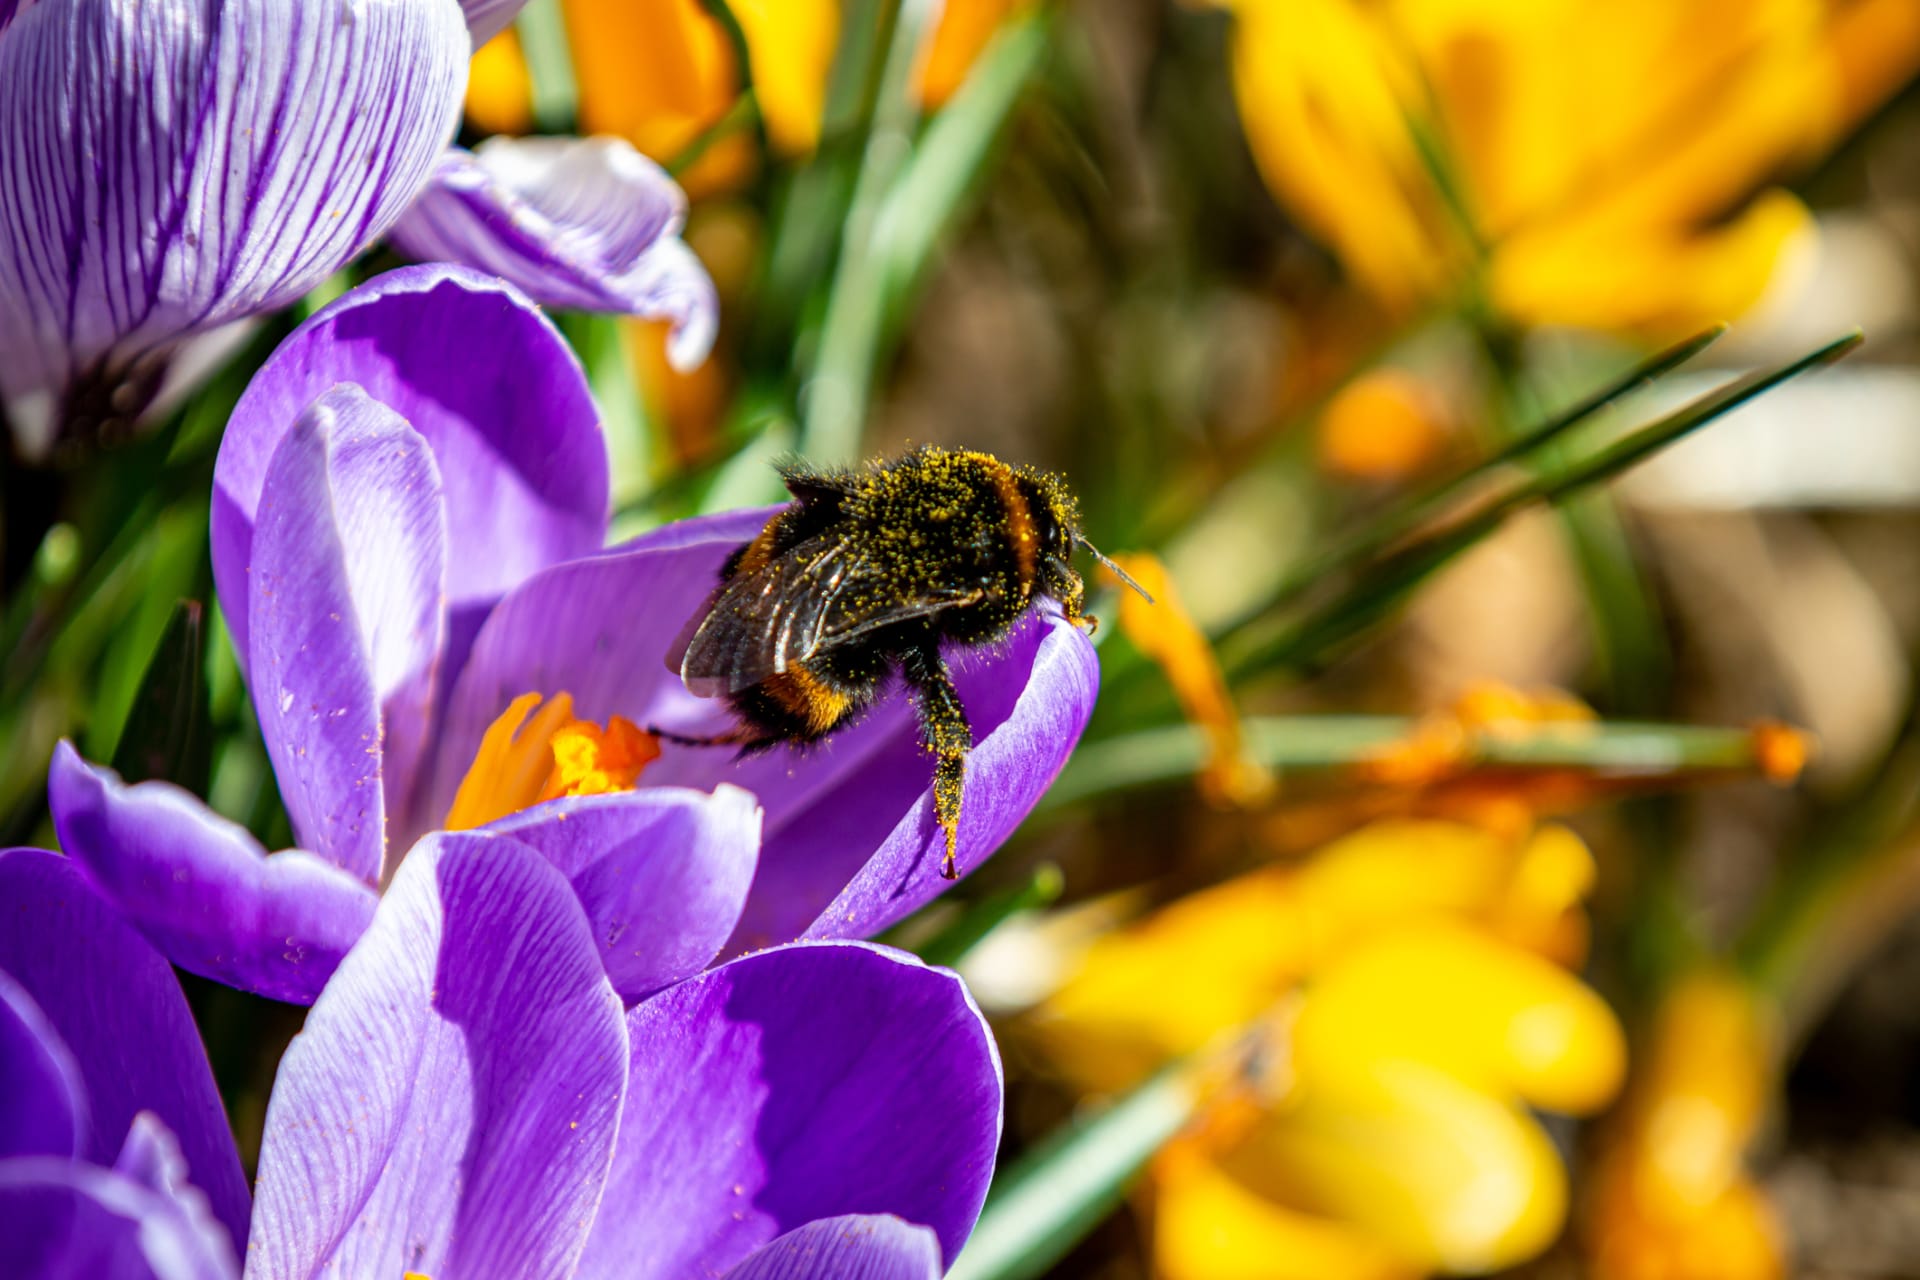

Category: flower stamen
[445, 692, 658, 831]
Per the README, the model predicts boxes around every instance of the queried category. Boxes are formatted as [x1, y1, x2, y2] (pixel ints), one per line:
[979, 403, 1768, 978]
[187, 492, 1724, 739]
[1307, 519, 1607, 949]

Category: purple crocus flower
[50, 265, 1099, 1006]
[0, 847, 248, 1276]
[50, 264, 759, 1006]
[0, 836, 1003, 1279]
[0, 0, 714, 458]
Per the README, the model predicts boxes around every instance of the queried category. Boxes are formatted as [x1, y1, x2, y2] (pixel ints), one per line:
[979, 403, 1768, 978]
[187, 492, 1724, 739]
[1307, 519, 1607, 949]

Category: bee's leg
[644, 725, 750, 748]
[1059, 574, 1098, 634]
[901, 644, 972, 880]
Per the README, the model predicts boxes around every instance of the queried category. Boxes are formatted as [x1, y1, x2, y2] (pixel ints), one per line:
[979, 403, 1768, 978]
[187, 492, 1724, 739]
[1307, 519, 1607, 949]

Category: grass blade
[948, 1024, 1275, 1280]
[1225, 332, 1862, 678]
[1265, 325, 1727, 613]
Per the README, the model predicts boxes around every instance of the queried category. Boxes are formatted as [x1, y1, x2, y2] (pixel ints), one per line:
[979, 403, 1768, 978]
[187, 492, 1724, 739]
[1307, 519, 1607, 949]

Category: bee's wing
[675, 534, 982, 696]
[674, 537, 868, 695]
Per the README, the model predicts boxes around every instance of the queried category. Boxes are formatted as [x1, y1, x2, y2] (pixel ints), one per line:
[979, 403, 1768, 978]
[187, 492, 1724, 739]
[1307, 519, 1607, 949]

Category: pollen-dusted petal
[0, 0, 468, 453]
[575, 942, 1001, 1278]
[249, 831, 627, 1280]
[764, 610, 1100, 947]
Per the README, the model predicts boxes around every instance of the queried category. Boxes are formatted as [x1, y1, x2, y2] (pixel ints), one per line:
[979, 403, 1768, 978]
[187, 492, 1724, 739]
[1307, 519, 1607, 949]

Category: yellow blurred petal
[1292, 922, 1626, 1115]
[728, 0, 839, 154]
[919, 0, 1024, 106]
[1824, 0, 1920, 136]
[1225, 0, 1456, 309]
[1035, 867, 1307, 1092]
[1634, 972, 1779, 1209]
[1152, 1153, 1421, 1280]
[627, 317, 728, 465]
[1035, 820, 1601, 1092]
[1491, 821, 1598, 965]
[1113, 553, 1273, 807]
[1591, 1169, 1786, 1280]
[467, 29, 534, 137]
[1315, 370, 1450, 482]
[566, 0, 738, 162]
[1234, 1057, 1570, 1272]
[1491, 188, 1815, 334]
[1292, 820, 1598, 963]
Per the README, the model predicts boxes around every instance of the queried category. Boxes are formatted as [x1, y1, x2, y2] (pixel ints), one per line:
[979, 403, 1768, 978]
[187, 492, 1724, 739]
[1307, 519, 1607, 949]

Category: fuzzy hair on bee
[661, 445, 1148, 879]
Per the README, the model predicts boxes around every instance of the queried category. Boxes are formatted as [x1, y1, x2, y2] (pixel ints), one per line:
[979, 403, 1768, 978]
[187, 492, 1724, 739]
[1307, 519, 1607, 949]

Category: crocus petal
[429, 507, 1097, 948]
[0, 1159, 236, 1280]
[461, 0, 528, 48]
[0, 847, 249, 1255]
[48, 742, 378, 1006]
[212, 265, 608, 687]
[248, 830, 627, 1280]
[762, 612, 1099, 947]
[717, 1215, 944, 1280]
[0, 970, 85, 1159]
[483, 785, 763, 1003]
[114, 1113, 245, 1279]
[575, 941, 1001, 1279]
[423, 506, 772, 825]
[389, 138, 718, 370]
[248, 385, 447, 876]
[0, 0, 468, 455]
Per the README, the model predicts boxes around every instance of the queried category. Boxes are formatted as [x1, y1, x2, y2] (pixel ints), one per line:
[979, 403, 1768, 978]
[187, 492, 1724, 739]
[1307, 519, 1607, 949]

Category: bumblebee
[665, 446, 1146, 879]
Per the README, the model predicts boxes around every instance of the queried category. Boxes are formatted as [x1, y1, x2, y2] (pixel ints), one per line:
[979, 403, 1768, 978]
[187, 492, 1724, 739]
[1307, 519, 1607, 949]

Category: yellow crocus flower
[1034, 820, 1627, 1275]
[467, 0, 1028, 191]
[1211, 0, 1920, 334]
[1587, 971, 1787, 1280]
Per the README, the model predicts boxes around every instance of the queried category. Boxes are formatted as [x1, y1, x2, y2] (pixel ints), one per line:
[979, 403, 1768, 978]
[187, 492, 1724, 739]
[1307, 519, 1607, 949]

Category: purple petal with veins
[0, 0, 467, 455]
[391, 138, 718, 369]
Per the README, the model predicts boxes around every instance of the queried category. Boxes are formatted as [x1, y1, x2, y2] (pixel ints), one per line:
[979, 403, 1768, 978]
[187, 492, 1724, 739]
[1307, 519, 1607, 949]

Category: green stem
[750, 0, 898, 357]
[947, 1023, 1275, 1280]
[906, 863, 1064, 968]
[796, 0, 942, 462]
[1476, 323, 1669, 712]
[515, 0, 578, 134]
[1043, 715, 1785, 812]
[871, 11, 1052, 324]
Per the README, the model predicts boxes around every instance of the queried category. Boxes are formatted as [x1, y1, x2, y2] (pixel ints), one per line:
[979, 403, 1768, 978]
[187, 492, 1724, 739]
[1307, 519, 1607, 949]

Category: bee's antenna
[1077, 535, 1155, 604]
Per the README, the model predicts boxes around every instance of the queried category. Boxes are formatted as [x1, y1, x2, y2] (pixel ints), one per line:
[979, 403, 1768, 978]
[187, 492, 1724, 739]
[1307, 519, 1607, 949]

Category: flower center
[444, 691, 659, 831]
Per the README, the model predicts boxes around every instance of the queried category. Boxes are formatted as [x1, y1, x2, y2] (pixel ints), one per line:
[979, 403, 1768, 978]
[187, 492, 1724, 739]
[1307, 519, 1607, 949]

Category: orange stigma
[445, 692, 660, 831]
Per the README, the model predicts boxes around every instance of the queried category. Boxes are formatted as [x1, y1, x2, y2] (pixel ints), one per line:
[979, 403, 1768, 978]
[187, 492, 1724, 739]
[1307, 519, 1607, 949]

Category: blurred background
[13, 0, 1920, 1276]
[479, 2, 1920, 1273]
